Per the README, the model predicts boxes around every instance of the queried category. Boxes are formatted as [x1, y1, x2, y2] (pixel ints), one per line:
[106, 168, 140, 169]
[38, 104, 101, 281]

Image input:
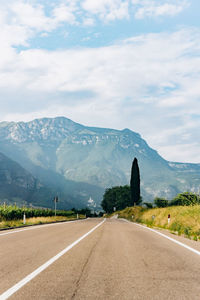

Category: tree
[101, 187, 117, 213]
[130, 158, 141, 206]
[154, 197, 168, 208]
[143, 202, 153, 209]
[115, 185, 131, 210]
[101, 185, 131, 213]
[170, 192, 200, 206]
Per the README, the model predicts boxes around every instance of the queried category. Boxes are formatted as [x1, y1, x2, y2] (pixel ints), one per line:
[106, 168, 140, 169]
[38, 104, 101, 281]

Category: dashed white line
[0, 219, 105, 300]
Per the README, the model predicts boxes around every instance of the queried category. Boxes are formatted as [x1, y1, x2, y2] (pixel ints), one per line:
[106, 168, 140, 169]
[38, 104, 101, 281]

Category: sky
[0, 0, 200, 163]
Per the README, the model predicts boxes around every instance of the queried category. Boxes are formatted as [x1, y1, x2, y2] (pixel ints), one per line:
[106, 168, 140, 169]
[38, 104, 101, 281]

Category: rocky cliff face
[0, 117, 199, 207]
[0, 151, 84, 209]
[0, 152, 42, 206]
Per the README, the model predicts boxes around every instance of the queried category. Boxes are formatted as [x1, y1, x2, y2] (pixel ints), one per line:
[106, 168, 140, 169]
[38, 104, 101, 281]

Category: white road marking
[122, 219, 200, 256]
[0, 219, 86, 237]
[0, 219, 105, 300]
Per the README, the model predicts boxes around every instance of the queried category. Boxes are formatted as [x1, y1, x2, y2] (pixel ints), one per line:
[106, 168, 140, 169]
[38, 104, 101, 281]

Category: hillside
[0, 152, 79, 209]
[118, 206, 200, 240]
[0, 117, 199, 207]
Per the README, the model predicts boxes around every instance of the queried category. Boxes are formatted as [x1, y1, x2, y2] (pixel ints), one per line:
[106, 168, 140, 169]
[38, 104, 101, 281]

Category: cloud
[158, 143, 200, 163]
[81, 0, 188, 22]
[0, 0, 80, 50]
[10, 2, 54, 31]
[82, 17, 95, 26]
[0, 0, 190, 52]
[0, 0, 130, 53]
[133, 0, 189, 19]
[81, 0, 130, 21]
[0, 0, 199, 164]
[52, 2, 78, 25]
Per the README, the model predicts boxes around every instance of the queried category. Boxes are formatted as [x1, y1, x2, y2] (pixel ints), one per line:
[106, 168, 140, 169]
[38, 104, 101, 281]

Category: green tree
[101, 187, 117, 213]
[154, 197, 168, 208]
[130, 158, 141, 206]
[170, 192, 200, 206]
[143, 202, 153, 209]
[115, 185, 131, 210]
[101, 185, 131, 213]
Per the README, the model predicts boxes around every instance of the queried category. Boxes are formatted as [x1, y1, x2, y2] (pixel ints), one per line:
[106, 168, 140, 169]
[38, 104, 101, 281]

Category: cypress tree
[130, 157, 140, 206]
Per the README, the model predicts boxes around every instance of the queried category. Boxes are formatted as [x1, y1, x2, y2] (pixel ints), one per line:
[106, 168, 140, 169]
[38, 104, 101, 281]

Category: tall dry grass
[0, 215, 84, 229]
[118, 205, 200, 240]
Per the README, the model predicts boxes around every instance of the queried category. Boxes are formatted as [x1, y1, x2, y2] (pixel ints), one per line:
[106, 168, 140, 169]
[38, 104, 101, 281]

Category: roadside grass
[0, 215, 85, 229]
[118, 205, 200, 241]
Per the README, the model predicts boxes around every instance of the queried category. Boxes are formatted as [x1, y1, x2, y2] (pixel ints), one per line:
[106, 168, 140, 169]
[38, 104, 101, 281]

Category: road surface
[0, 218, 200, 299]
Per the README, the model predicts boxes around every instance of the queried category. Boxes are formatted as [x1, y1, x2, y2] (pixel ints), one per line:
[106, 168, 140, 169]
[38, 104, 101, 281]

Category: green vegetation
[151, 192, 200, 208]
[130, 157, 141, 206]
[0, 215, 84, 229]
[0, 205, 74, 221]
[101, 185, 131, 213]
[101, 157, 142, 213]
[170, 192, 200, 206]
[143, 202, 153, 209]
[118, 205, 200, 240]
[0, 204, 89, 229]
[154, 197, 169, 207]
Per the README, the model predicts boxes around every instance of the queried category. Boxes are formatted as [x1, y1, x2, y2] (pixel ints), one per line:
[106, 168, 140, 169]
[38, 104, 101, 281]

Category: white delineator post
[23, 212, 26, 225]
[168, 214, 171, 224]
[54, 196, 58, 216]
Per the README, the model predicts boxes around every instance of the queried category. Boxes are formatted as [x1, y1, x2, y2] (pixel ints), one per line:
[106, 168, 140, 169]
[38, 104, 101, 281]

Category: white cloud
[0, 0, 80, 50]
[0, 12, 200, 163]
[52, 2, 78, 25]
[158, 143, 200, 163]
[82, 17, 95, 26]
[0, 0, 190, 53]
[10, 2, 54, 31]
[82, 0, 129, 21]
[133, 0, 189, 19]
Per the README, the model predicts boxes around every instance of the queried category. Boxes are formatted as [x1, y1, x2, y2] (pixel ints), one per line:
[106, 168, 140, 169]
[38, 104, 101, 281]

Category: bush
[0, 205, 74, 221]
[154, 197, 169, 208]
[101, 185, 132, 213]
[170, 192, 200, 206]
[143, 202, 153, 209]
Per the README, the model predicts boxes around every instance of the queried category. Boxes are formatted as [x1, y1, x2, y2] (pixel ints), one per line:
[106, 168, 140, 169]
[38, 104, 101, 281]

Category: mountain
[0, 151, 99, 209]
[0, 117, 199, 208]
[0, 152, 55, 207]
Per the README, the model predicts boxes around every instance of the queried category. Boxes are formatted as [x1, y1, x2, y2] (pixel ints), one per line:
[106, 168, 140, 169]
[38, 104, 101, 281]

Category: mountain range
[0, 117, 199, 209]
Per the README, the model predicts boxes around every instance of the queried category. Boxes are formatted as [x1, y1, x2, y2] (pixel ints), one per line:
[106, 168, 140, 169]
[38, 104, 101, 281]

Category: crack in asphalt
[71, 225, 104, 299]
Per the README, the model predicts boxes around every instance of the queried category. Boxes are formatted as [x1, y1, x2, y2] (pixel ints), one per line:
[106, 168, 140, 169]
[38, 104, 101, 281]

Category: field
[118, 205, 200, 240]
[0, 205, 84, 229]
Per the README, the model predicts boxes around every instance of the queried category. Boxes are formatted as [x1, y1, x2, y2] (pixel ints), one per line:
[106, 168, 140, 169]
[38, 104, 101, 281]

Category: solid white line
[122, 219, 200, 257]
[0, 219, 105, 300]
[0, 219, 86, 237]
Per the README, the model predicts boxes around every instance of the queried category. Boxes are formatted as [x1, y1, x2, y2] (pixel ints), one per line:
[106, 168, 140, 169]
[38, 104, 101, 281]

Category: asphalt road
[0, 218, 200, 300]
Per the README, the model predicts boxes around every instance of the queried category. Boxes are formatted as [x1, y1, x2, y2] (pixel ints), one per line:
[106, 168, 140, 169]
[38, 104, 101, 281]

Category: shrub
[0, 205, 74, 221]
[143, 202, 153, 209]
[170, 192, 200, 206]
[154, 197, 169, 208]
